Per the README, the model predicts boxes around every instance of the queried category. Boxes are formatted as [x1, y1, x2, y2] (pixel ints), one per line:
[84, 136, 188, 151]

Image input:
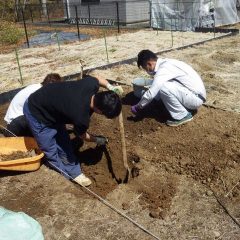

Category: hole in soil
[122, 92, 171, 123]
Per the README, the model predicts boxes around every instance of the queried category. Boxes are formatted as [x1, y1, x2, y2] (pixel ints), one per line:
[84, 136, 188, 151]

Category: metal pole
[39, 3, 42, 21]
[21, 8, 29, 48]
[15, 4, 19, 22]
[163, 0, 165, 29]
[88, 4, 91, 23]
[65, 2, 69, 21]
[15, 48, 23, 85]
[170, 18, 173, 48]
[75, 5, 80, 40]
[30, 5, 33, 23]
[46, 3, 51, 26]
[116, 2, 120, 33]
[212, 0, 216, 38]
[149, 1, 152, 28]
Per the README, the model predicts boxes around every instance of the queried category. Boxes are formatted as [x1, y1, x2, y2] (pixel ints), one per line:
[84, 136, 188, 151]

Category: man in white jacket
[131, 50, 206, 126]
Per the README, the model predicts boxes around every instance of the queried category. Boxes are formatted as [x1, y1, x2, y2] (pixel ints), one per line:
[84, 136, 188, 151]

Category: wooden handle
[118, 111, 130, 171]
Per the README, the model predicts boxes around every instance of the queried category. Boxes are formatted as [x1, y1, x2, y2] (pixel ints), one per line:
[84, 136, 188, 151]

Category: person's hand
[131, 104, 140, 115]
[95, 136, 108, 146]
[107, 83, 124, 96]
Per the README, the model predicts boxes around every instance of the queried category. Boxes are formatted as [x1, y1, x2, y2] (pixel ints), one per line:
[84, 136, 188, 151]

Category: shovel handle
[118, 111, 130, 172]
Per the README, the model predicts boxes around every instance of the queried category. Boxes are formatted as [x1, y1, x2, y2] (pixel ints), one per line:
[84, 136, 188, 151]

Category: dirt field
[0, 25, 240, 240]
[0, 29, 225, 93]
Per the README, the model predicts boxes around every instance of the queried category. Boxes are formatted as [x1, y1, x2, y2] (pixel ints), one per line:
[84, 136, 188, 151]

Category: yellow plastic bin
[0, 137, 44, 171]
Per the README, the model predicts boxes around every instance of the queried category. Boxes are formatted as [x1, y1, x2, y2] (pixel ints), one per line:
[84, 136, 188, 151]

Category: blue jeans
[23, 101, 81, 179]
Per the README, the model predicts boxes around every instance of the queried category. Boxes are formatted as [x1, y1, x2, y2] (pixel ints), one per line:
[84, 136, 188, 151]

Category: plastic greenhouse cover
[151, 0, 240, 31]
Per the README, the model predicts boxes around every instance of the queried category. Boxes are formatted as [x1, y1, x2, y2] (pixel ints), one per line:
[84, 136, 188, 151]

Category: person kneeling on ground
[131, 50, 206, 127]
[3, 73, 62, 137]
[23, 76, 123, 187]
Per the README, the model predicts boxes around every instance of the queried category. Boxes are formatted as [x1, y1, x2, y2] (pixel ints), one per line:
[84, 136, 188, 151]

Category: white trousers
[159, 80, 204, 120]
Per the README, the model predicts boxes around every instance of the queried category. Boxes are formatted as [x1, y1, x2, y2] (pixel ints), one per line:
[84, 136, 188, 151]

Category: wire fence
[13, 1, 150, 28]
[0, 1, 235, 55]
[0, 1, 237, 94]
[2, 0, 238, 30]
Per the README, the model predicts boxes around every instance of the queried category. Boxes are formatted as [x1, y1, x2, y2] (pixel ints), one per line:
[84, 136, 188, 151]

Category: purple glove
[131, 104, 140, 115]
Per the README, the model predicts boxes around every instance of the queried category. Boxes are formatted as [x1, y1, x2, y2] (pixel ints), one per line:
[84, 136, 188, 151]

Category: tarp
[0, 207, 44, 240]
[151, 0, 240, 31]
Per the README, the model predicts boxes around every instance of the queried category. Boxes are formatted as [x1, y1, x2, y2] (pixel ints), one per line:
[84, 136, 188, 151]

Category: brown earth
[0, 150, 36, 161]
[0, 25, 240, 239]
[0, 87, 239, 239]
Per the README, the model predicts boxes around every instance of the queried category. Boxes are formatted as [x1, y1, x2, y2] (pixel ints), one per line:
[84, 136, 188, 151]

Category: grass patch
[0, 21, 37, 46]
[109, 48, 117, 53]
[0, 21, 26, 44]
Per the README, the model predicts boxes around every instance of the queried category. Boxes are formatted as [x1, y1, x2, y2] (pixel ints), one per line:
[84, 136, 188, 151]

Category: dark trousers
[23, 101, 81, 179]
[5, 115, 33, 137]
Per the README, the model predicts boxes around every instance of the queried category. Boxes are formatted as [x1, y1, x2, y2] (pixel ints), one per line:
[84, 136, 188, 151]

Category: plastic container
[0, 207, 44, 240]
[132, 78, 153, 98]
[0, 137, 44, 171]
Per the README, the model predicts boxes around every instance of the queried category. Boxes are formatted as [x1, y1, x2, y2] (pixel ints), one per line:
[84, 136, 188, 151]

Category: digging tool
[0, 124, 17, 137]
[118, 111, 131, 181]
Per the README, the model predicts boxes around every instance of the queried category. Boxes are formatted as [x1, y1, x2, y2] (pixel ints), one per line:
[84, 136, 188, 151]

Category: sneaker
[74, 173, 92, 187]
[166, 112, 193, 127]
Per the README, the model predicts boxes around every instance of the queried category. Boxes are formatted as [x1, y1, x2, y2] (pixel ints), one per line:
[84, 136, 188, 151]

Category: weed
[0, 21, 25, 44]
[109, 48, 117, 53]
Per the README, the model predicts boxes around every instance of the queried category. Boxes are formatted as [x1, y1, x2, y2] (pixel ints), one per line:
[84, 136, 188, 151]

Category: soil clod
[0, 150, 36, 161]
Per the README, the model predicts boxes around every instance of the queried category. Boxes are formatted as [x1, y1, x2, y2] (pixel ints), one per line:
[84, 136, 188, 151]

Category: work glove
[95, 136, 108, 146]
[131, 104, 140, 115]
[107, 83, 124, 96]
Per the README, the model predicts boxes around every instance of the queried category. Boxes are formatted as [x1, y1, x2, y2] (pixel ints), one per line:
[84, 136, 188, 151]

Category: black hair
[42, 73, 62, 85]
[137, 50, 158, 68]
[94, 91, 122, 119]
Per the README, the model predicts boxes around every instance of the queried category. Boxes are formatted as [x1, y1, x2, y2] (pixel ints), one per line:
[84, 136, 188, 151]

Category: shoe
[166, 112, 193, 127]
[74, 173, 92, 187]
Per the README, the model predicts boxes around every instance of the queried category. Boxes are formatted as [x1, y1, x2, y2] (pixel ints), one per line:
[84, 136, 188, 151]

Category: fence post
[116, 2, 120, 33]
[170, 18, 173, 48]
[149, 1, 152, 28]
[39, 3, 42, 21]
[21, 8, 30, 48]
[46, 4, 51, 26]
[212, 1, 216, 39]
[88, 4, 91, 23]
[30, 5, 34, 23]
[15, 4, 20, 22]
[75, 5, 80, 40]
[65, 2, 69, 21]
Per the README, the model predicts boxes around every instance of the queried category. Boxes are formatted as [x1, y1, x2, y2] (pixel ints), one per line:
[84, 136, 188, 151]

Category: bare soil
[0, 25, 240, 240]
[0, 90, 240, 239]
[0, 150, 36, 161]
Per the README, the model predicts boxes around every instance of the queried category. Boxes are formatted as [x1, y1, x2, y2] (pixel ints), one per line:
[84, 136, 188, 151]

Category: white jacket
[138, 58, 206, 108]
[4, 83, 42, 124]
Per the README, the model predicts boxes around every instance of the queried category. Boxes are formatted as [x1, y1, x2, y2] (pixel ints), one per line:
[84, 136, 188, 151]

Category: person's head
[93, 91, 122, 119]
[42, 73, 62, 85]
[137, 50, 158, 75]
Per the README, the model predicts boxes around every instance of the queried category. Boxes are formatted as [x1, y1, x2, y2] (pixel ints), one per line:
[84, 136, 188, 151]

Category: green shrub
[0, 21, 25, 44]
